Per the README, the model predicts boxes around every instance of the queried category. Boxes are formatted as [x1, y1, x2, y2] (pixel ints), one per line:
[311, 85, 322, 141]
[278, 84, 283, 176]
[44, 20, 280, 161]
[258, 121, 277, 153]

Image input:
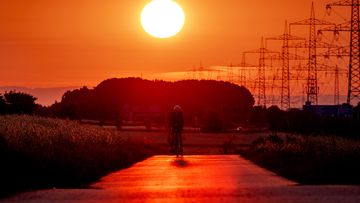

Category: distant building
[303, 102, 353, 118]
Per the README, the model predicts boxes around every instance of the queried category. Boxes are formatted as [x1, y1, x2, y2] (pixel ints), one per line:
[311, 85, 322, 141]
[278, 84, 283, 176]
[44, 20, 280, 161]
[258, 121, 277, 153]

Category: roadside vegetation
[240, 134, 360, 184]
[0, 115, 160, 197]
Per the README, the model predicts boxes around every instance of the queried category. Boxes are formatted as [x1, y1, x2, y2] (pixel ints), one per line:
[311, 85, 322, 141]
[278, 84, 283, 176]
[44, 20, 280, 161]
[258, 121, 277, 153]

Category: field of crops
[0, 115, 158, 197]
[240, 134, 360, 184]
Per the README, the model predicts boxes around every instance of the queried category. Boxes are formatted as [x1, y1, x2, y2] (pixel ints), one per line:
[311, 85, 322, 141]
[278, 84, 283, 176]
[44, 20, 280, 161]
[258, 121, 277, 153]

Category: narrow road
[3, 155, 360, 202]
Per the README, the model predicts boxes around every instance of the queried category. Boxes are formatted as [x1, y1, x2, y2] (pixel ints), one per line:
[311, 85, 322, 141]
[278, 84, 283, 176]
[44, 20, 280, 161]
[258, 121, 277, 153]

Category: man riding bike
[169, 105, 184, 157]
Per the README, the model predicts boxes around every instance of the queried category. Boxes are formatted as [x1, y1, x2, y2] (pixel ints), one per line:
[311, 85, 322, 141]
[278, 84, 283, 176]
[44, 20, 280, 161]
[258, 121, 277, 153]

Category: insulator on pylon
[326, 5, 332, 16]
[334, 30, 340, 41]
[337, 50, 342, 59]
[317, 30, 323, 41]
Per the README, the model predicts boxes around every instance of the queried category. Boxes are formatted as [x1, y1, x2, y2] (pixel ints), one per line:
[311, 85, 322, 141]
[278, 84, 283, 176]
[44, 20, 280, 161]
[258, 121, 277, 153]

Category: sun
[141, 0, 185, 39]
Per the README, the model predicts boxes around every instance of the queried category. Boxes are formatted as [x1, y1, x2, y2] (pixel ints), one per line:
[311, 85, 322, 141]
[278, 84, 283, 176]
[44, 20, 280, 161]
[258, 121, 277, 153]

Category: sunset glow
[0, 0, 341, 89]
[0, 0, 353, 106]
[1, 0, 360, 200]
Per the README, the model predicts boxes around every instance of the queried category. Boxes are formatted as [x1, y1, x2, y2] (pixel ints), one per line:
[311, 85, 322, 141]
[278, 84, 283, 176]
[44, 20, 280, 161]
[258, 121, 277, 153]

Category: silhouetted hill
[50, 78, 255, 129]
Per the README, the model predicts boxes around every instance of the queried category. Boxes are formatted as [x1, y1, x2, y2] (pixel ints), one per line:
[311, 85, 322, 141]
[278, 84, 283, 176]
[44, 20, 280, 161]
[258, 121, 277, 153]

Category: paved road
[3, 155, 360, 203]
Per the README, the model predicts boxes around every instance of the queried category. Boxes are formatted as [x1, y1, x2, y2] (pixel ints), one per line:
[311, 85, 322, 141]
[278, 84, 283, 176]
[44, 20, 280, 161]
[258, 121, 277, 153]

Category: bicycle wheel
[175, 131, 183, 157]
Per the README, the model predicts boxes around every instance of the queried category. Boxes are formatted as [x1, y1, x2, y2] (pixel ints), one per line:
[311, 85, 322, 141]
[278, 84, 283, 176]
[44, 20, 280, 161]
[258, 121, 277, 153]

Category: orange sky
[0, 0, 348, 88]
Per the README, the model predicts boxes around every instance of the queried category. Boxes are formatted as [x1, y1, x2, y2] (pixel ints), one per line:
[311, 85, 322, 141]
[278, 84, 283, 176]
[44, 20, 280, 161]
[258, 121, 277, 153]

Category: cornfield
[0, 115, 155, 195]
[242, 134, 360, 184]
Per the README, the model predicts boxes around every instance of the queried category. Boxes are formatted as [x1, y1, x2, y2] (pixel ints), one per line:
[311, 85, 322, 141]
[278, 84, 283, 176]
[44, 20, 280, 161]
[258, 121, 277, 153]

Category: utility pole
[323, 0, 360, 104]
[318, 46, 349, 105]
[192, 66, 197, 80]
[216, 67, 222, 81]
[240, 54, 246, 86]
[244, 37, 279, 107]
[290, 2, 335, 105]
[198, 61, 204, 80]
[335, 65, 340, 105]
[239, 53, 257, 87]
[227, 63, 235, 83]
[266, 21, 305, 110]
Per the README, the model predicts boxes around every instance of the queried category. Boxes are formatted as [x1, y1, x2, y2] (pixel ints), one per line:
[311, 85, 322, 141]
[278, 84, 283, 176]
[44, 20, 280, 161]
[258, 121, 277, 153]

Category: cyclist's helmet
[173, 105, 182, 112]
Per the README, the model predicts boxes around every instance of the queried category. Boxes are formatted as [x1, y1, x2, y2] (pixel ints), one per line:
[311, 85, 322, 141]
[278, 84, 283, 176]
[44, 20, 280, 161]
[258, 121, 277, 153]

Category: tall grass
[0, 115, 157, 196]
[240, 134, 360, 184]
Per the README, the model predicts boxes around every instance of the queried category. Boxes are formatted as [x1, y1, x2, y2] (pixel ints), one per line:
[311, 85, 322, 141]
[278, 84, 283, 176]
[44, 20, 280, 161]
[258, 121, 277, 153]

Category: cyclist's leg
[179, 132, 183, 156]
[177, 132, 182, 157]
[175, 132, 179, 157]
[172, 130, 178, 154]
[170, 131, 175, 153]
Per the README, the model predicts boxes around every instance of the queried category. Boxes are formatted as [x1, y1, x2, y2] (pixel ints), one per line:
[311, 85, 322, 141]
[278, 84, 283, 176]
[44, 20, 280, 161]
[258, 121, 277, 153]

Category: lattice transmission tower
[244, 38, 279, 107]
[290, 2, 335, 105]
[266, 21, 305, 110]
[323, 0, 360, 104]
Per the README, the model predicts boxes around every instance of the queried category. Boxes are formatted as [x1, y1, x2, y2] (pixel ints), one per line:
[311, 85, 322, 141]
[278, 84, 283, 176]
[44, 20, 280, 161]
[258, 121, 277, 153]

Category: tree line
[0, 78, 255, 132]
[264, 105, 360, 139]
[48, 78, 255, 131]
[2, 77, 360, 136]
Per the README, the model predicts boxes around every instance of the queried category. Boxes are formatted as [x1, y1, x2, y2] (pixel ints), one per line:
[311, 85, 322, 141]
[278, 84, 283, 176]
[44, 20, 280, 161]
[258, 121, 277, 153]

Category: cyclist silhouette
[169, 105, 184, 157]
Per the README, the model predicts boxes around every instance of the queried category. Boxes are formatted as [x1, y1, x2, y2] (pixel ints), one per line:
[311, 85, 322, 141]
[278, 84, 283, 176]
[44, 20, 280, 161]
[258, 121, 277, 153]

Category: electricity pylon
[266, 21, 306, 110]
[239, 53, 258, 87]
[244, 37, 279, 107]
[240, 54, 247, 86]
[290, 2, 335, 105]
[322, 0, 360, 104]
[335, 65, 341, 105]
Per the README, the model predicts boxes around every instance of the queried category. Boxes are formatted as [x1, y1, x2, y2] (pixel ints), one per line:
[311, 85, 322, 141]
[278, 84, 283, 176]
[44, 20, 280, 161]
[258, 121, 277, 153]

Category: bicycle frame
[171, 130, 183, 157]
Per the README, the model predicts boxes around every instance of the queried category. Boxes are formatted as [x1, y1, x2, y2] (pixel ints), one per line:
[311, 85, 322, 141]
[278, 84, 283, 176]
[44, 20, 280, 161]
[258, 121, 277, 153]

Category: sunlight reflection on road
[92, 155, 295, 198]
[5, 156, 360, 202]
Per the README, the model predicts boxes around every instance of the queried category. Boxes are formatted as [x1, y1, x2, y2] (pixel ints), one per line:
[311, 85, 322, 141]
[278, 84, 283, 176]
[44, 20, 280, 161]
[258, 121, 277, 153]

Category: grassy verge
[0, 115, 161, 197]
[239, 134, 360, 184]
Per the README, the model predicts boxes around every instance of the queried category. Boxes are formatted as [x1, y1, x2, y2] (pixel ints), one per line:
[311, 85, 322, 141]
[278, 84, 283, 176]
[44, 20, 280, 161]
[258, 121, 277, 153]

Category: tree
[250, 106, 267, 125]
[0, 95, 6, 114]
[4, 91, 37, 114]
[266, 105, 287, 132]
[354, 102, 360, 121]
[202, 111, 224, 133]
[49, 78, 255, 127]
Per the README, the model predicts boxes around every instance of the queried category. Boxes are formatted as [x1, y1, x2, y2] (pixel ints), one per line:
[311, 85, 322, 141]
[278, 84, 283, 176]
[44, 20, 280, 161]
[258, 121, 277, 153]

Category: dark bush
[0, 91, 37, 115]
[242, 134, 360, 184]
[202, 111, 224, 133]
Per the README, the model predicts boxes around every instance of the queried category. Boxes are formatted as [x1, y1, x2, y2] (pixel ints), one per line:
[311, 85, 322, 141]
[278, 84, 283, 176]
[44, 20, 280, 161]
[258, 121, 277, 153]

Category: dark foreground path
[2, 155, 360, 203]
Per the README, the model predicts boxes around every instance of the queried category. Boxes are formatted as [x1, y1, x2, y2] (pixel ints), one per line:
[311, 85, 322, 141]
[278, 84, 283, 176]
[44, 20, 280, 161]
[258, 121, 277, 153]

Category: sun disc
[141, 0, 185, 38]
